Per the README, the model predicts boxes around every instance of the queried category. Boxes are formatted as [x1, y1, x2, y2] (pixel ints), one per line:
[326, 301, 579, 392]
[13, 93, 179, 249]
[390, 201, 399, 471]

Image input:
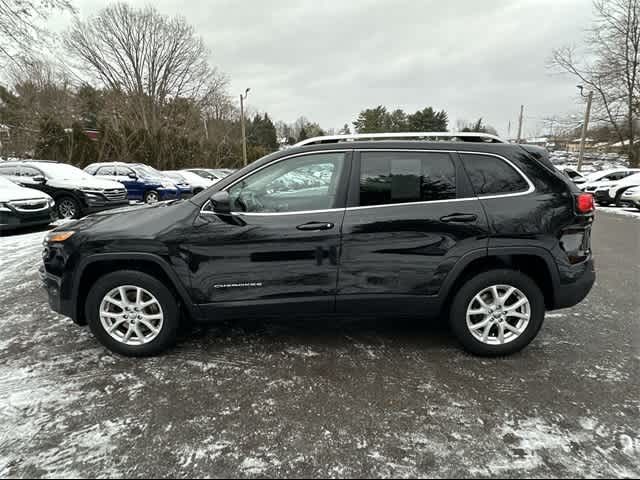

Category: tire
[449, 269, 545, 357]
[144, 190, 160, 204]
[614, 191, 624, 207]
[85, 270, 180, 357]
[615, 186, 636, 207]
[56, 196, 80, 219]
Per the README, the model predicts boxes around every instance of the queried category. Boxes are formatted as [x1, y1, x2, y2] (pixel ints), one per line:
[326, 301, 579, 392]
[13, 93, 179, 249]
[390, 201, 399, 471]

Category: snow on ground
[0, 213, 638, 478]
[598, 206, 640, 220]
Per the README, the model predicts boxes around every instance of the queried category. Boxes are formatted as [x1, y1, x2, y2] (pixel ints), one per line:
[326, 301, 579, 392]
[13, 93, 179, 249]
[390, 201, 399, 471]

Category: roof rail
[294, 132, 507, 147]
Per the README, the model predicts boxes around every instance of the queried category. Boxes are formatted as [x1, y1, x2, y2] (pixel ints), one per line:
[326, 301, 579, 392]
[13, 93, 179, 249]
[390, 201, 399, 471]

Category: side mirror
[33, 175, 46, 184]
[210, 190, 231, 215]
[128, 172, 137, 179]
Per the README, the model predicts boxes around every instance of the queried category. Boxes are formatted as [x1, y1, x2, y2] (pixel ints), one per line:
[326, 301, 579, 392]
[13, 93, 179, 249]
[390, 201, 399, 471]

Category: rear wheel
[85, 271, 180, 356]
[56, 196, 80, 219]
[449, 269, 545, 356]
[144, 190, 159, 204]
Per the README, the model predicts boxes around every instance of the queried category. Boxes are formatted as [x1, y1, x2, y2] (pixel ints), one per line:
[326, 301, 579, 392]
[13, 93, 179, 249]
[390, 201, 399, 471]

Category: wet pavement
[0, 210, 638, 478]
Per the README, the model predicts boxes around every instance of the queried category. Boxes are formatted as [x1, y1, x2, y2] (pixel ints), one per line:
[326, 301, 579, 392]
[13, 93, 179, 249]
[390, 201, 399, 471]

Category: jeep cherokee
[41, 133, 596, 357]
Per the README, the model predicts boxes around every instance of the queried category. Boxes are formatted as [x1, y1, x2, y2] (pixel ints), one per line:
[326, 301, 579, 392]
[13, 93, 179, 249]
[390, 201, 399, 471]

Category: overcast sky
[50, 0, 594, 137]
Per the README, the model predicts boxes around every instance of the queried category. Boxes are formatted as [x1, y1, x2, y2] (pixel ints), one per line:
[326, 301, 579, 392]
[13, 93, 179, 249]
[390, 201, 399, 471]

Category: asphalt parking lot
[0, 210, 638, 478]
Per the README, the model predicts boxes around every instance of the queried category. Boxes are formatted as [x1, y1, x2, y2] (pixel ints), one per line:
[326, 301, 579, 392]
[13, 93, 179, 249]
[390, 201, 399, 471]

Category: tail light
[576, 193, 595, 214]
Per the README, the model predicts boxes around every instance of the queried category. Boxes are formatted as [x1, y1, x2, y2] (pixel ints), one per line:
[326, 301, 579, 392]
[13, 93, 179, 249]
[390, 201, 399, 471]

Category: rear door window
[460, 154, 530, 196]
[359, 151, 457, 207]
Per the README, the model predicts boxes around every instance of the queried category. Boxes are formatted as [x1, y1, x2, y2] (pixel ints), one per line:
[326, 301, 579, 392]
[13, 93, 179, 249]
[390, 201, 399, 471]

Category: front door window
[228, 153, 346, 213]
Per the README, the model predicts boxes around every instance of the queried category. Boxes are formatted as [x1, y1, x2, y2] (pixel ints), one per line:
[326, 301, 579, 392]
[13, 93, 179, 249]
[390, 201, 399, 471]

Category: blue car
[84, 163, 181, 203]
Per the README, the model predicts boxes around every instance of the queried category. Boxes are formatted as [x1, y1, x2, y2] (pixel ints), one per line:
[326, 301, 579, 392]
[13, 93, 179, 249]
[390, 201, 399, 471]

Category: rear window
[359, 151, 456, 206]
[460, 154, 529, 196]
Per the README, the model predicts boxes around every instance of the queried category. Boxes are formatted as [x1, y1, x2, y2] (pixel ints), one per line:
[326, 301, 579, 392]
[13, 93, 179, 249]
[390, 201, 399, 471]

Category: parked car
[164, 170, 214, 194]
[41, 133, 595, 357]
[0, 176, 55, 230]
[581, 168, 640, 193]
[0, 161, 128, 219]
[594, 172, 640, 206]
[185, 168, 233, 182]
[621, 186, 640, 210]
[557, 166, 587, 186]
[136, 165, 193, 199]
[84, 162, 180, 203]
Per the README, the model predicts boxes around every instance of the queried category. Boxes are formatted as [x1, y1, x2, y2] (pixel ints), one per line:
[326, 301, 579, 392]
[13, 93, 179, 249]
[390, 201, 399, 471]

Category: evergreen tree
[407, 107, 448, 132]
[353, 105, 390, 133]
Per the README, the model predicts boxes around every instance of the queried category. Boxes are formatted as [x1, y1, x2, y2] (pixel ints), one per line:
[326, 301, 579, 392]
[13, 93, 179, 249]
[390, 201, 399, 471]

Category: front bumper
[0, 208, 55, 231]
[553, 259, 596, 310]
[82, 200, 130, 215]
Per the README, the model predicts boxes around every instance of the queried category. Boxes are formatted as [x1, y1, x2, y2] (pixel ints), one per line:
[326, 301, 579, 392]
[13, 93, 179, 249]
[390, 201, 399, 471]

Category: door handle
[440, 213, 478, 223]
[297, 222, 335, 231]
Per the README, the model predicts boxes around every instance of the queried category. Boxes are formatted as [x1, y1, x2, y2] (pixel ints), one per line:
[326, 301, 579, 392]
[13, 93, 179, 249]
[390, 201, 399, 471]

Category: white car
[581, 168, 640, 193]
[594, 172, 640, 206]
[557, 166, 587, 186]
[621, 186, 640, 210]
[164, 170, 214, 194]
[0, 175, 55, 230]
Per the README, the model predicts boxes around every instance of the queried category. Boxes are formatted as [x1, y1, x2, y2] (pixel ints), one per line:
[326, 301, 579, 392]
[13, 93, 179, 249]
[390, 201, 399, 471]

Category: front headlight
[47, 198, 55, 207]
[0, 202, 10, 212]
[45, 231, 75, 243]
[162, 181, 176, 188]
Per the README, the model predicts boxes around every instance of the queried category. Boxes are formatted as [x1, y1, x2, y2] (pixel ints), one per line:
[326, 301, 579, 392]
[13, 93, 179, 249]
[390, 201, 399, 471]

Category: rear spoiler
[520, 144, 555, 171]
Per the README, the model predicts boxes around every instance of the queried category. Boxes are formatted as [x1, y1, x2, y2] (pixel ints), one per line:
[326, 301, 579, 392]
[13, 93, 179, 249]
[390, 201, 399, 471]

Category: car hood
[50, 176, 124, 190]
[0, 184, 52, 202]
[56, 200, 197, 239]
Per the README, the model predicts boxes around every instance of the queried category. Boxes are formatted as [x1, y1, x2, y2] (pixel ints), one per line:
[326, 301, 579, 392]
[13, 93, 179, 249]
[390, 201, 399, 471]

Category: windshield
[37, 163, 94, 180]
[135, 164, 166, 179]
[165, 172, 187, 182]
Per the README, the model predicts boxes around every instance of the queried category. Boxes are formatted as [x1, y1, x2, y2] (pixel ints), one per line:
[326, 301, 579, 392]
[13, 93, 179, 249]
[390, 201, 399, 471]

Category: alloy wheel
[466, 284, 531, 346]
[58, 199, 77, 219]
[99, 285, 164, 346]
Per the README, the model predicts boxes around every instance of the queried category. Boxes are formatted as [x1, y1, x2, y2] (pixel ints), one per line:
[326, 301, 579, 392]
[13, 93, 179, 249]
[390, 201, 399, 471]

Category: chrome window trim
[199, 149, 535, 216]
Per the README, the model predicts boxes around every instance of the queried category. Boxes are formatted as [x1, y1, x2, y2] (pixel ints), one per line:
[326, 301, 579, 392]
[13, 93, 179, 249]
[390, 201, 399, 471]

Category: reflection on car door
[182, 151, 352, 318]
[337, 149, 489, 315]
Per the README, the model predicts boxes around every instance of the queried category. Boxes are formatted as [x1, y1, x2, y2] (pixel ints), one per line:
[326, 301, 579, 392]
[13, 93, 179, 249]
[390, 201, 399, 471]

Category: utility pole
[577, 86, 593, 173]
[240, 88, 250, 166]
[516, 105, 524, 143]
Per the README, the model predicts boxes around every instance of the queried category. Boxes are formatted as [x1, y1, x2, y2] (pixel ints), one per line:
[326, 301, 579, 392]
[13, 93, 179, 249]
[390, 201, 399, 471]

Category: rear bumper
[553, 259, 596, 310]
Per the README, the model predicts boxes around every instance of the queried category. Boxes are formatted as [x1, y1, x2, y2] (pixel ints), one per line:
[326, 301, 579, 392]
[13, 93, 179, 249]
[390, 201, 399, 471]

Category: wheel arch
[72, 253, 199, 325]
[439, 247, 560, 311]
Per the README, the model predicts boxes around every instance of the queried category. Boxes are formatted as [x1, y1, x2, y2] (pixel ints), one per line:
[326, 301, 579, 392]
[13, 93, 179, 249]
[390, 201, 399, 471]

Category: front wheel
[449, 269, 545, 356]
[85, 271, 180, 356]
[144, 190, 159, 204]
[56, 196, 80, 219]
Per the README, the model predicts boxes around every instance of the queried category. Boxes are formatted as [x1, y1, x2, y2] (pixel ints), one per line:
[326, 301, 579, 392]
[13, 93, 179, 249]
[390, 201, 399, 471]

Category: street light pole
[577, 85, 593, 173]
[240, 88, 250, 166]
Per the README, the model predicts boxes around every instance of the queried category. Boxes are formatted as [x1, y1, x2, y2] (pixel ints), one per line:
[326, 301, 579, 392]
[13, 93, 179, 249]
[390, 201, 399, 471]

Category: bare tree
[64, 3, 216, 134]
[0, 0, 74, 67]
[552, 0, 640, 166]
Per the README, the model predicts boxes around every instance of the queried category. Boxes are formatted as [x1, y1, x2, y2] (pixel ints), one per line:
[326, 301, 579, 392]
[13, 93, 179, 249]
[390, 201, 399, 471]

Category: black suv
[41, 134, 596, 357]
